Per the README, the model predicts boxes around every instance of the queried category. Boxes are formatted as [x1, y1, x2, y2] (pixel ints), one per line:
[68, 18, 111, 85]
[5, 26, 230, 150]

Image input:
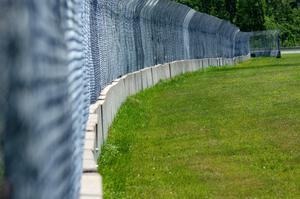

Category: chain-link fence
[0, 0, 274, 199]
[250, 30, 281, 57]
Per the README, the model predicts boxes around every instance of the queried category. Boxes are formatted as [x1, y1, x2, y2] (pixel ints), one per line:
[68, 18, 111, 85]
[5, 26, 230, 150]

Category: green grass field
[99, 54, 300, 199]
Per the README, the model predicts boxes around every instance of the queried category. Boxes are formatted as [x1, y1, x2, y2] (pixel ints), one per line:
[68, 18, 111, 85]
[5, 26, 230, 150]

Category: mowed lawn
[99, 54, 300, 199]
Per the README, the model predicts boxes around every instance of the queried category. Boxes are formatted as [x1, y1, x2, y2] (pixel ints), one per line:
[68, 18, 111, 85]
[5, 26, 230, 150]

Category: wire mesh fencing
[0, 0, 273, 199]
[249, 30, 281, 57]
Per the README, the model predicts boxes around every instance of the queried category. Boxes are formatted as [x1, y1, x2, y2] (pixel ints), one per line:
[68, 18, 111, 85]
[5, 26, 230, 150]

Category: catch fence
[249, 30, 281, 57]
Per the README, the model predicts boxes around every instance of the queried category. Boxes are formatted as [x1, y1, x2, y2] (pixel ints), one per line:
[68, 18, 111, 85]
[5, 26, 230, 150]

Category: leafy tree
[225, 0, 237, 22]
[174, 0, 300, 46]
[265, 0, 300, 46]
[211, 0, 229, 20]
[236, 0, 266, 31]
[175, 0, 202, 11]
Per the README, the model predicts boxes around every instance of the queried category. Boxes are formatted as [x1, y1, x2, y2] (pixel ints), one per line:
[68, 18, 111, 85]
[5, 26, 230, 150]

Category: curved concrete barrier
[80, 55, 250, 199]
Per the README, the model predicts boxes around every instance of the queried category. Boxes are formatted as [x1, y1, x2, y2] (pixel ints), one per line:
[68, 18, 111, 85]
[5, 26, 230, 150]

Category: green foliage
[99, 54, 300, 198]
[236, 0, 266, 31]
[225, 0, 237, 22]
[175, 0, 231, 21]
[174, 0, 300, 47]
[265, 0, 300, 47]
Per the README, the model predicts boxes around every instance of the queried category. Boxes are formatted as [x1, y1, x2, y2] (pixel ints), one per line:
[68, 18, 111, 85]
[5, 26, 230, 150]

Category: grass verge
[99, 54, 300, 198]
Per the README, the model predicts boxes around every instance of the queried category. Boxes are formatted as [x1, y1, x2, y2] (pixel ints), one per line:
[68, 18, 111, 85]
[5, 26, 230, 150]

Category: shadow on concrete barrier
[80, 55, 250, 199]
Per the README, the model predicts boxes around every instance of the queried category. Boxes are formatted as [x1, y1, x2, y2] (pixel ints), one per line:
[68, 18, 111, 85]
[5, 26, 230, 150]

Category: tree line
[174, 0, 300, 47]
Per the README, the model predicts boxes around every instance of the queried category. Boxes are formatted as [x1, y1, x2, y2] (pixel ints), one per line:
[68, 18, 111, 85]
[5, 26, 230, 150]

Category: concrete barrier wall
[80, 55, 250, 199]
[141, 67, 154, 89]
[152, 64, 171, 84]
